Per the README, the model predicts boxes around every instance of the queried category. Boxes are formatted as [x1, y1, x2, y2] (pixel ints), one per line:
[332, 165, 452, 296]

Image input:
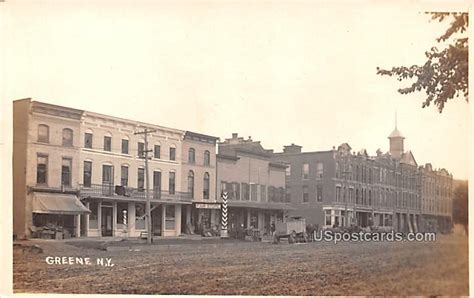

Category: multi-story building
[216, 133, 292, 236]
[419, 164, 453, 232]
[181, 131, 219, 234]
[274, 126, 428, 233]
[13, 99, 219, 239]
[13, 99, 88, 239]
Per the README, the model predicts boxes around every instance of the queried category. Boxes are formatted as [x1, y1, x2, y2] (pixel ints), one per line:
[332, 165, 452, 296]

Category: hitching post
[221, 191, 229, 238]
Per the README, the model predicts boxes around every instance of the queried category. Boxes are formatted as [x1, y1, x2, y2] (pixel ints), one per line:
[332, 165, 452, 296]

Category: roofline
[185, 131, 220, 141]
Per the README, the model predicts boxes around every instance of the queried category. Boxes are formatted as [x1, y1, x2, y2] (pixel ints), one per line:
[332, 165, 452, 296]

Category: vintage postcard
[0, 0, 471, 296]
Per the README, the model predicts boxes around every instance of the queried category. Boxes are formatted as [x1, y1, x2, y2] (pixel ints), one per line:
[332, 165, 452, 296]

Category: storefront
[31, 192, 91, 239]
[82, 198, 189, 237]
[190, 202, 221, 235]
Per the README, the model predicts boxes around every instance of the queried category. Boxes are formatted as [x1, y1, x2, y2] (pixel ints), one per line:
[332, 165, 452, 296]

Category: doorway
[101, 206, 113, 236]
[151, 205, 162, 236]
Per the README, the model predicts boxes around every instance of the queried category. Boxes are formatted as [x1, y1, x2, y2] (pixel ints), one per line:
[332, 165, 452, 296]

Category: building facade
[13, 99, 88, 239]
[181, 131, 219, 234]
[217, 133, 292, 236]
[13, 99, 219, 239]
[274, 127, 450, 233]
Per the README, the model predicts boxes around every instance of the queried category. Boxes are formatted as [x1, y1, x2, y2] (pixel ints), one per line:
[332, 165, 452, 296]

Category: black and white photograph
[0, 0, 471, 296]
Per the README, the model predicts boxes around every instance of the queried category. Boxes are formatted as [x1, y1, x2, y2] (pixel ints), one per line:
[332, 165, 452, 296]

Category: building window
[84, 133, 93, 149]
[325, 209, 332, 226]
[233, 182, 240, 200]
[260, 185, 267, 202]
[188, 171, 194, 198]
[302, 163, 309, 180]
[317, 185, 323, 202]
[121, 139, 129, 154]
[169, 147, 176, 161]
[137, 168, 144, 191]
[242, 183, 250, 200]
[250, 184, 258, 201]
[250, 210, 259, 229]
[316, 162, 323, 179]
[102, 165, 114, 185]
[36, 155, 48, 185]
[203, 172, 210, 199]
[336, 186, 341, 202]
[62, 128, 73, 147]
[204, 150, 210, 166]
[61, 158, 72, 187]
[335, 162, 339, 179]
[302, 186, 309, 203]
[165, 205, 175, 230]
[188, 148, 195, 164]
[89, 202, 99, 229]
[138, 142, 144, 158]
[37, 124, 49, 143]
[169, 172, 176, 195]
[285, 186, 291, 202]
[286, 165, 291, 177]
[121, 165, 128, 186]
[104, 136, 112, 152]
[154, 145, 161, 159]
[83, 161, 92, 187]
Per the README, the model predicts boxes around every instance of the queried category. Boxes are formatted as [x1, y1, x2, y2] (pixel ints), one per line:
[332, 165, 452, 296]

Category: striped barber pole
[221, 191, 229, 238]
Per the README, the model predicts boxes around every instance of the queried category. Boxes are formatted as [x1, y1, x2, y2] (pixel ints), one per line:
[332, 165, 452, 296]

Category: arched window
[37, 124, 49, 143]
[62, 128, 73, 146]
[204, 150, 211, 166]
[187, 171, 195, 198]
[188, 148, 195, 164]
[203, 172, 210, 200]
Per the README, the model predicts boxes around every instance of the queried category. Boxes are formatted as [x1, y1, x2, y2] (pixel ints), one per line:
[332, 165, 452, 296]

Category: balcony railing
[79, 183, 192, 202]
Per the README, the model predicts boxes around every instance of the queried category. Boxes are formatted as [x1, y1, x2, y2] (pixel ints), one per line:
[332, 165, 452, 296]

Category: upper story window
[204, 150, 210, 166]
[302, 163, 309, 180]
[169, 147, 176, 161]
[37, 124, 49, 143]
[138, 142, 145, 158]
[61, 158, 72, 187]
[62, 128, 73, 147]
[36, 154, 48, 185]
[121, 139, 129, 154]
[154, 145, 161, 159]
[83, 161, 92, 187]
[302, 186, 309, 203]
[84, 133, 93, 149]
[285, 165, 291, 177]
[203, 172, 210, 199]
[187, 171, 195, 198]
[104, 135, 112, 152]
[316, 162, 324, 179]
[188, 148, 195, 164]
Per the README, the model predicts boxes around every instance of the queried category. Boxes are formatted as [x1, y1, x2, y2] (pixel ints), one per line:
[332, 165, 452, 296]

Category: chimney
[232, 133, 238, 139]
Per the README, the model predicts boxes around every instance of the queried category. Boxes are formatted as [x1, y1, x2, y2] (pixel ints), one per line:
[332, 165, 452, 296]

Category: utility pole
[134, 128, 156, 244]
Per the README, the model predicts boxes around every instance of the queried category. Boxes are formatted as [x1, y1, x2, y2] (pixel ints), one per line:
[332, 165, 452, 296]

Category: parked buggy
[273, 217, 309, 244]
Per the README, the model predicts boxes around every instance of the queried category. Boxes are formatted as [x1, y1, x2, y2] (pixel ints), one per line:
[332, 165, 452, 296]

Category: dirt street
[13, 234, 468, 295]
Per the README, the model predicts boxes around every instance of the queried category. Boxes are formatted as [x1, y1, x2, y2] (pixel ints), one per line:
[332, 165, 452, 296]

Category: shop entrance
[101, 206, 113, 236]
[151, 205, 162, 236]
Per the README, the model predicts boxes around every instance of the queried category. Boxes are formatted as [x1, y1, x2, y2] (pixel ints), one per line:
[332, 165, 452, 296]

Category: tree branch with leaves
[377, 12, 468, 113]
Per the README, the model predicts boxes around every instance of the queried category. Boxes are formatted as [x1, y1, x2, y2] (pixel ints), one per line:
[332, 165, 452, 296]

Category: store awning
[33, 192, 91, 215]
[227, 201, 295, 211]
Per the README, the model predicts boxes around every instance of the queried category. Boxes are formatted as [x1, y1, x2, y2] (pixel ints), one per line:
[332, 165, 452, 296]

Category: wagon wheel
[289, 231, 297, 244]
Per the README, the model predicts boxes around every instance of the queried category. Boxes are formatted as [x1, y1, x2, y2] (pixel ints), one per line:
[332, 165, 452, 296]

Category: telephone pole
[134, 128, 156, 244]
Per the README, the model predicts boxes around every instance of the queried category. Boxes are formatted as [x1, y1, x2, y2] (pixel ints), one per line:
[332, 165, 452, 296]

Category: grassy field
[13, 234, 468, 295]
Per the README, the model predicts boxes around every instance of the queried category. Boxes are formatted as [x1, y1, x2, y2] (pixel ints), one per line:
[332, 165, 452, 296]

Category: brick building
[274, 126, 450, 233]
[13, 99, 218, 239]
[217, 133, 292, 236]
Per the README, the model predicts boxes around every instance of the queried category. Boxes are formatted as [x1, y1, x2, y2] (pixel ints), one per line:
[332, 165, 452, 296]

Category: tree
[377, 13, 468, 113]
[452, 180, 468, 235]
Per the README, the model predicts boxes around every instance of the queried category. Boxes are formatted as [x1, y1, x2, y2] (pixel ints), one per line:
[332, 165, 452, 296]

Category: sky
[1, 0, 471, 179]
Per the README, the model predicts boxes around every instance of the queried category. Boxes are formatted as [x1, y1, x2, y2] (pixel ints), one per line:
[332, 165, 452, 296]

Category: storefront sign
[195, 203, 221, 209]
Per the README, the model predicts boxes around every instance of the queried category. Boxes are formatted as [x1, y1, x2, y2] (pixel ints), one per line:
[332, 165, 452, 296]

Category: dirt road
[13, 234, 468, 295]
